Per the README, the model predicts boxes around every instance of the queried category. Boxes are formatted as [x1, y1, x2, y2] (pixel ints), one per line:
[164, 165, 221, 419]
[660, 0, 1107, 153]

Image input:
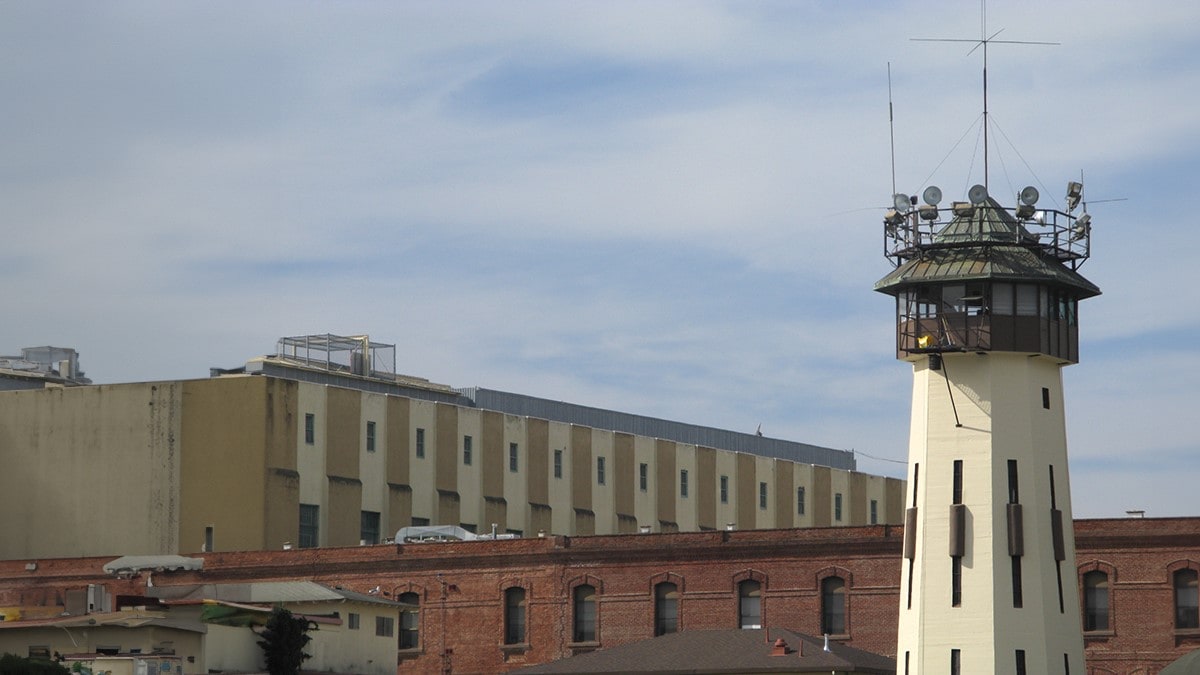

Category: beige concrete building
[0, 334, 904, 560]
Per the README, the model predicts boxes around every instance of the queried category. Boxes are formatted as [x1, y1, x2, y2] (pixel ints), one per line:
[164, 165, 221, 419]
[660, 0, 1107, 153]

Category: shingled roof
[511, 628, 895, 674]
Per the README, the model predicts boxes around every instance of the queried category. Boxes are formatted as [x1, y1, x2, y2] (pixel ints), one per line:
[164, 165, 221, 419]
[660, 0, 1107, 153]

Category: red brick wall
[1, 519, 1196, 675]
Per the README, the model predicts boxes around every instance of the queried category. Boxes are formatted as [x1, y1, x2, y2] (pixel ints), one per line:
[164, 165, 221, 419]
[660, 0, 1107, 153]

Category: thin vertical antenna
[912, 0, 1057, 192]
[888, 62, 897, 196]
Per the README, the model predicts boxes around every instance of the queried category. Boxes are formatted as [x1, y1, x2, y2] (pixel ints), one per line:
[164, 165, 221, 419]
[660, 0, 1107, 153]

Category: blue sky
[3, 1, 1197, 518]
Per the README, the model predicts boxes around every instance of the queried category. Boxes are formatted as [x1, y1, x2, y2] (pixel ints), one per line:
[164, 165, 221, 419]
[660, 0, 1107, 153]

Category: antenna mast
[912, 0, 1057, 192]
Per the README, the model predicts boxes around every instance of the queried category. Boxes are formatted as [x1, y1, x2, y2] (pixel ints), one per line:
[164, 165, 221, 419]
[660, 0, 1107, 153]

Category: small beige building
[0, 334, 904, 560]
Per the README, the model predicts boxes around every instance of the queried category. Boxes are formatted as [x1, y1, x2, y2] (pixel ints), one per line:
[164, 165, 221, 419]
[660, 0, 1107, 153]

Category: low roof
[152, 581, 411, 608]
[511, 628, 895, 674]
[1161, 648, 1200, 675]
[103, 555, 204, 575]
[0, 610, 206, 634]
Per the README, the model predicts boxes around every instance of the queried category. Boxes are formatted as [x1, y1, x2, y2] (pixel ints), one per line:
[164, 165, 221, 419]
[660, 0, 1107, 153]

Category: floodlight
[952, 201, 975, 217]
[1015, 203, 1036, 219]
[922, 186, 943, 206]
[1019, 186, 1040, 206]
[968, 184, 988, 205]
[884, 209, 905, 226]
[918, 204, 939, 221]
[893, 193, 913, 213]
[1066, 181, 1083, 212]
[1070, 213, 1092, 241]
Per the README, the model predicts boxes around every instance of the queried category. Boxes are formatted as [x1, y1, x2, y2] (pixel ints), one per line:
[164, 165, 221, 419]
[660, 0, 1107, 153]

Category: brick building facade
[0, 517, 1195, 674]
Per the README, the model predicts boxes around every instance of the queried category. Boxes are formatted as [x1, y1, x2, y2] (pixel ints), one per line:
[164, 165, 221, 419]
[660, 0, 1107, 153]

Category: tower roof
[874, 244, 1101, 298]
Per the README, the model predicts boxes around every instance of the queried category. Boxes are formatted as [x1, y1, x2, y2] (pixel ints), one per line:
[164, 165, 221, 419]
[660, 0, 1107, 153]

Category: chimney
[771, 638, 790, 657]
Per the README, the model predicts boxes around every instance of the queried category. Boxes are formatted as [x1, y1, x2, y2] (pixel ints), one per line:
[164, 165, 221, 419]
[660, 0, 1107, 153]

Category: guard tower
[875, 182, 1099, 674]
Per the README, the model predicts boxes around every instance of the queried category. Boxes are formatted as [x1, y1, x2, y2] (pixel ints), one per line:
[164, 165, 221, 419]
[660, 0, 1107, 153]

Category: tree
[0, 654, 70, 675]
[256, 606, 314, 675]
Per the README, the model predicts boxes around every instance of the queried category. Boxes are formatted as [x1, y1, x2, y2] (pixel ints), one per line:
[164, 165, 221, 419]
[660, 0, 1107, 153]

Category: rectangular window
[299, 504, 319, 548]
[952, 459, 963, 504]
[1008, 460, 1020, 504]
[411, 516, 430, 526]
[870, 499, 878, 525]
[360, 510, 380, 545]
[509, 442, 519, 472]
[348, 613, 360, 630]
[1012, 556, 1024, 608]
[204, 526, 214, 552]
[1042, 387, 1051, 409]
[952, 555, 962, 606]
[597, 457, 606, 485]
[376, 615, 395, 637]
[797, 486, 806, 515]
[720, 476, 729, 504]
[366, 421, 376, 452]
[1016, 649, 1027, 675]
[680, 469, 689, 498]
[554, 449, 563, 478]
[415, 428, 425, 458]
[951, 649, 961, 675]
[640, 463, 649, 492]
[759, 482, 768, 510]
[834, 492, 843, 521]
[463, 435, 472, 465]
[304, 413, 315, 445]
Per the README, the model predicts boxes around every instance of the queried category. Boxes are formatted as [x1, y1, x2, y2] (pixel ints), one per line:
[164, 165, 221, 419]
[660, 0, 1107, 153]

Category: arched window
[1175, 569, 1199, 630]
[654, 582, 678, 636]
[1082, 571, 1109, 631]
[738, 580, 761, 629]
[573, 584, 597, 642]
[398, 592, 420, 649]
[504, 587, 527, 644]
[821, 576, 846, 635]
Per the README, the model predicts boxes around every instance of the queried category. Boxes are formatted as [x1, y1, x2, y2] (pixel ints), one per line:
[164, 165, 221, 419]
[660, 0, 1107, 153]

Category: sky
[2, 1, 1197, 519]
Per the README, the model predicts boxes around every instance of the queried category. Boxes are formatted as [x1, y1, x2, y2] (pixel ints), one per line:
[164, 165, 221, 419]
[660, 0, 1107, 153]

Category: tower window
[597, 456, 606, 485]
[1007, 460, 1020, 504]
[952, 556, 962, 607]
[509, 442, 519, 472]
[1042, 387, 1051, 409]
[797, 486, 805, 515]
[304, 413, 315, 444]
[415, 428, 425, 458]
[554, 449, 563, 478]
[365, 421, 376, 452]
[952, 459, 963, 504]
[640, 463, 649, 491]
[870, 499, 878, 524]
[1016, 650, 1027, 675]
[950, 649, 961, 675]
[834, 492, 843, 521]
[360, 511, 380, 544]
[759, 482, 768, 510]
[720, 475, 729, 503]
[1012, 556, 1024, 608]
[680, 470, 688, 498]
[299, 504, 319, 548]
[463, 435, 472, 465]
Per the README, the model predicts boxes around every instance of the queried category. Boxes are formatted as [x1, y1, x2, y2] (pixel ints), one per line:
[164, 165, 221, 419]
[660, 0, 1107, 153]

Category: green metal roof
[874, 244, 1101, 297]
[932, 197, 1038, 245]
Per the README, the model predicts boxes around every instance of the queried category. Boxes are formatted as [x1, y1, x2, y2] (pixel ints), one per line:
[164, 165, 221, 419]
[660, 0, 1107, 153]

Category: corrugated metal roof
[874, 245, 1101, 298]
[154, 581, 410, 608]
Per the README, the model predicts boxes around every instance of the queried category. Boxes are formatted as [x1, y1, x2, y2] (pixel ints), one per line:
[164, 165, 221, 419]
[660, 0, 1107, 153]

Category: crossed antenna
[911, 0, 1059, 191]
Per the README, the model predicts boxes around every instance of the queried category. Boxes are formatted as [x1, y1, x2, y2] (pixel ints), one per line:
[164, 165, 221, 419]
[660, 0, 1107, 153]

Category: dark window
[797, 486, 805, 515]
[640, 463, 649, 491]
[399, 592, 420, 649]
[1083, 571, 1109, 631]
[366, 421, 376, 452]
[1012, 556, 1024, 608]
[720, 475, 729, 503]
[870, 499, 878, 525]
[738, 580, 761, 629]
[411, 516, 430, 526]
[1016, 649, 1027, 675]
[204, 526, 214, 552]
[415, 428, 425, 458]
[509, 442, 519, 472]
[348, 613, 360, 630]
[680, 469, 688, 498]
[376, 615, 394, 637]
[504, 587, 527, 644]
[360, 511, 380, 545]
[952, 556, 962, 607]
[573, 584, 597, 642]
[554, 449, 563, 479]
[953, 459, 963, 504]
[463, 435, 472, 465]
[1008, 459, 1020, 503]
[951, 648, 961, 675]
[654, 582, 679, 636]
[1176, 569, 1199, 629]
[759, 482, 768, 510]
[1042, 387, 1051, 409]
[821, 576, 846, 635]
[1064, 653, 1071, 675]
[299, 504, 319, 548]
[304, 413, 315, 444]
[834, 492, 843, 521]
[597, 456, 606, 485]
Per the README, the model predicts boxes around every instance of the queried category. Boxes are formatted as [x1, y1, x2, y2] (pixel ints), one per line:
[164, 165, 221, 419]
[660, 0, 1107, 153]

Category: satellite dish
[1019, 186, 1040, 206]
[893, 193, 912, 212]
[968, 184, 988, 205]
[922, 186, 943, 206]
